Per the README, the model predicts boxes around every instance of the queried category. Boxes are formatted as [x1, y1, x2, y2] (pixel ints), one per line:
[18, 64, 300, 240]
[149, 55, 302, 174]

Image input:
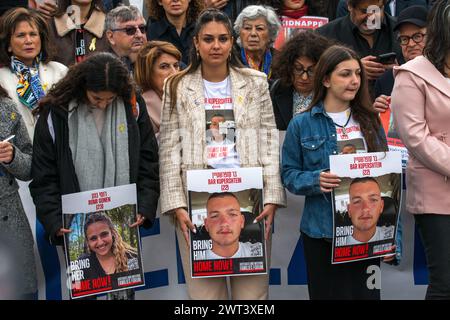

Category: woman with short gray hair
[234, 5, 281, 79]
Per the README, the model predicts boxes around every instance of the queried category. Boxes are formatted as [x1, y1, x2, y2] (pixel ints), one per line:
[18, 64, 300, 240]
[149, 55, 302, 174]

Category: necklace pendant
[342, 127, 347, 135]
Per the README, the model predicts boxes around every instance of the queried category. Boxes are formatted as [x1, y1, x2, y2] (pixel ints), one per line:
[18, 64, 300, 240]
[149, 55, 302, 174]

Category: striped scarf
[10, 55, 45, 110]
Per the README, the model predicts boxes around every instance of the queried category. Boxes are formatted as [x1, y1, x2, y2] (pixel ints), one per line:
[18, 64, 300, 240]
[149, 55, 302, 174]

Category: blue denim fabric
[281, 101, 403, 263]
[282, 102, 340, 239]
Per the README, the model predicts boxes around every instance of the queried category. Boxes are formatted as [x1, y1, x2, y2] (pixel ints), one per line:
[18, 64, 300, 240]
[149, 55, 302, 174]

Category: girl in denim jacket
[281, 45, 398, 300]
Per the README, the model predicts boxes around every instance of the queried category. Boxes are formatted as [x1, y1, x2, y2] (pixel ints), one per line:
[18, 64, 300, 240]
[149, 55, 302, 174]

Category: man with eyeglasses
[105, 5, 147, 72]
[317, 0, 403, 95]
[373, 5, 427, 112]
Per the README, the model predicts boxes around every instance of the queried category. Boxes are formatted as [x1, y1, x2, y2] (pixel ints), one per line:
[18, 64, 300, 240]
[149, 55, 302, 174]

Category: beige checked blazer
[159, 66, 286, 215]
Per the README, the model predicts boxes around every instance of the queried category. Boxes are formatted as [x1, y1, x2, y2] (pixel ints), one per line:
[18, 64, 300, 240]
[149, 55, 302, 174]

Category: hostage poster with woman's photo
[62, 184, 145, 299]
[330, 152, 402, 264]
[187, 167, 267, 278]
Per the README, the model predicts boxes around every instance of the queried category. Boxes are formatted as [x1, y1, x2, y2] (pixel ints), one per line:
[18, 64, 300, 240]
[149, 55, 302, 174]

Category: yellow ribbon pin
[11, 112, 16, 121]
[89, 38, 97, 52]
[42, 82, 48, 92]
[119, 123, 125, 133]
[237, 96, 243, 104]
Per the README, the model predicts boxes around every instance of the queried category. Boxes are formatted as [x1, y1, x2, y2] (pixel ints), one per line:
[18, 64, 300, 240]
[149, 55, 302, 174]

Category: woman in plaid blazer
[159, 8, 286, 299]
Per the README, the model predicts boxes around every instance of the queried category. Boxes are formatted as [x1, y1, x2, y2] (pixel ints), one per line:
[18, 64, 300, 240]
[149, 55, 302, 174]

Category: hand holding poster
[187, 168, 266, 278]
[62, 184, 145, 299]
[330, 152, 402, 264]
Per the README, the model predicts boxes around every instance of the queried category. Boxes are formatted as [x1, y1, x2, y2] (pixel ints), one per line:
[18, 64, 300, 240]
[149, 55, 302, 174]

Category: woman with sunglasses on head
[47, 0, 110, 66]
[270, 30, 331, 130]
[391, 0, 450, 300]
[281, 45, 398, 300]
[159, 8, 286, 300]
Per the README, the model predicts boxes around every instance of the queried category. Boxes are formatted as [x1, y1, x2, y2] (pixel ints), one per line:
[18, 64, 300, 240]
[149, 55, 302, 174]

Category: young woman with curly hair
[29, 53, 160, 298]
[270, 30, 331, 130]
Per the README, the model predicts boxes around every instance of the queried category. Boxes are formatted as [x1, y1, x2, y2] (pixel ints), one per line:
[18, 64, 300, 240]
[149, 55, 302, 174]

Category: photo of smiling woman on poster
[74, 211, 139, 280]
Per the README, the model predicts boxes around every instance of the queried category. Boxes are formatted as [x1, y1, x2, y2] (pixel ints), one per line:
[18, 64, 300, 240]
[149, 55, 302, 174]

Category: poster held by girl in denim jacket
[331, 152, 402, 264]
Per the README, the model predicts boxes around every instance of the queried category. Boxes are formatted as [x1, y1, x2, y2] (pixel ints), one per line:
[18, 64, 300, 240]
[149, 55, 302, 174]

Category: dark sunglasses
[111, 24, 146, 36]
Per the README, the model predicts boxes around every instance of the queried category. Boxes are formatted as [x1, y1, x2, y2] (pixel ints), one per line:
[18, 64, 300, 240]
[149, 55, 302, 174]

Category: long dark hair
[423, 0, 450, 76]
[166, 8, 243, 113]
[39, 52, 133, 112]
[308, 45, 385, 152]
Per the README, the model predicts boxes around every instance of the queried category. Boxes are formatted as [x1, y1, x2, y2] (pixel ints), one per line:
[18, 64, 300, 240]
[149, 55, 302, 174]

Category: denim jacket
[281, 102, 403, 263]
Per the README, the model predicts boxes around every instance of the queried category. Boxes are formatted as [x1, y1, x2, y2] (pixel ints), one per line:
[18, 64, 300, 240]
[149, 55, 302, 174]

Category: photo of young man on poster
[345, 177, 395, 245]
[203, 192, 263, 260]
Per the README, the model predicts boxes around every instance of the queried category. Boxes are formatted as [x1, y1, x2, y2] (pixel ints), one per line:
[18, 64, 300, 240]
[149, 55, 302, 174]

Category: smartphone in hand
[376, 52, 397, 64]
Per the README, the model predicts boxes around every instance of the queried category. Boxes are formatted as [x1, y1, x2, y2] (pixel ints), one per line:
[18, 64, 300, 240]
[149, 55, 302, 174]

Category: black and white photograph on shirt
[337, 138, 366, 155]
[186, 168, 267, 278]
[330, 152, 402, 264]
[62, 184, 145, 299]
[328, 108, 368, 152]
[205, 109, 239, 168]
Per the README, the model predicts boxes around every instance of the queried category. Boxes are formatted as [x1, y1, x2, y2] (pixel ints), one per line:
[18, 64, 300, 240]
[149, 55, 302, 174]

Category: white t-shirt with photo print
[327, 108, 367, 154]
[204, 77, 240, 168]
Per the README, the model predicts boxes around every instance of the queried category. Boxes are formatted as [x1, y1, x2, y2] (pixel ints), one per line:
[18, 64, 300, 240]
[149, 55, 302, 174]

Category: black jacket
[0, 0, 27, 16]
[269, 79, 294, 131]
[336, 0, 428, 18]
[317, 14, 403, 62]
[146, 16, 195, 66]
[317, 14, 403, 97]
[374, 69, 395, 98]
[30, 96, 160, 245]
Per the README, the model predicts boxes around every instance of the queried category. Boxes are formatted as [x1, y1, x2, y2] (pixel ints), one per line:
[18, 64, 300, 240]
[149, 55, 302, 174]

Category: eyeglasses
[111, 24, 146, 36]
[397, 33, 426, 46]
[293, 65, 315, 78]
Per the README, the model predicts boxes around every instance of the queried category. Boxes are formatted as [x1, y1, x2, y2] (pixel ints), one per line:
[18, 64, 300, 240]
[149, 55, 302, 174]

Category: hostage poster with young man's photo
[330, 152, 402, 264]
[62, 184, 145, 299]
[187, 167, 267, 278]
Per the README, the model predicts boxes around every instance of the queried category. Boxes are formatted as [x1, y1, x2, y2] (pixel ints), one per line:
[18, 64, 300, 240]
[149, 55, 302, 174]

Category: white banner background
[17, 133, 428, 300]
